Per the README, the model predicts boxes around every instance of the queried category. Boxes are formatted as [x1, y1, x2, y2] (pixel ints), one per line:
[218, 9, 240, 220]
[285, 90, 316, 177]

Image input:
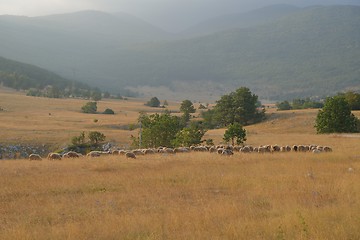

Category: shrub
[81, 102, 97, 114]
[88, 131, 106, 144]
[145, 97, 160, 107]
[223, 123, 247, 145]
[103, 108, 115, 114]
[315, 95, 359, 133]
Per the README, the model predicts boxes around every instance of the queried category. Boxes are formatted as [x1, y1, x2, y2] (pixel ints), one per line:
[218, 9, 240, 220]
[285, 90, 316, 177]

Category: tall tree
[146, 97, 161, 107]
[137, 112, 182, 148]
[173, 122, 206, 147]
[180, 99, 196, 123]
[214, 87, 265, 126]
[223, 123, 247, 145]
[315, 95, 359, 133]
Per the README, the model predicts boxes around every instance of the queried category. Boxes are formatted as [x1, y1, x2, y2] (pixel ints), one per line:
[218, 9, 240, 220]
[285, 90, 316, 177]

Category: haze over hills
[0, 5, 359, 101]
[180, 4, 301, 37]
[0, 56, 92, 94]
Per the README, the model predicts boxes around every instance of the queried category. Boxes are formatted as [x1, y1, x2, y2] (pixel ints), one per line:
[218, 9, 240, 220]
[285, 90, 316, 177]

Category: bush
[223, 123, 247, 145]
[103, 108, 115, 114]
[276, 101, 292, 110]
[88, 131, 106, 144]
[145, 97, 160, 107]
[315, 96, 359, 133]
[81, 102, 97, 114]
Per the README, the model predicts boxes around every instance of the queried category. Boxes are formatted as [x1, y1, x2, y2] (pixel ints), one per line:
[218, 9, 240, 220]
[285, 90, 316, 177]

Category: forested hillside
[0, 6, 359, 100]
[0, 56, 95, 98]
[102, 5, 360, 99]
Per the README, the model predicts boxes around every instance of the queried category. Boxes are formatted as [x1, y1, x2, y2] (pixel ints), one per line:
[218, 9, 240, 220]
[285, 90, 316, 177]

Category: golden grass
[1, 90, 360, 239]
[0, 91, 179, 148]
[1, 151, 360, 239]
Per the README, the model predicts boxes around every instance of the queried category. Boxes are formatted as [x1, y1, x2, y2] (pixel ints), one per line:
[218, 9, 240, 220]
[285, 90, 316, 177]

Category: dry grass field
[1, 90, 360, 239]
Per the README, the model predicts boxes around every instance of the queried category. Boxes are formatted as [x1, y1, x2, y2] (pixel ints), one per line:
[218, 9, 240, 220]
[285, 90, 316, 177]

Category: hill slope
[0, 56, 90, 93]
[0, 10, 172, 84]
[0, 6, 359, 100]
[181, 4, 301, 37]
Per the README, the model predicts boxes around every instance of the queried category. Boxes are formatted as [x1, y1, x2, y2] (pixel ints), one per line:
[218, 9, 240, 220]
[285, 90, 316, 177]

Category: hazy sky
[1, 0, 359, 31]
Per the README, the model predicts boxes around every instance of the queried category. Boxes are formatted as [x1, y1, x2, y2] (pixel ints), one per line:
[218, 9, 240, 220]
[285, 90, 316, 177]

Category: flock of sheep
[28, 144, 332, 161]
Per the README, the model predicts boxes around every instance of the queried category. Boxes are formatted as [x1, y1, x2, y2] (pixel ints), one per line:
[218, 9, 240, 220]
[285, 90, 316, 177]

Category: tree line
[132, 87, 264, 148]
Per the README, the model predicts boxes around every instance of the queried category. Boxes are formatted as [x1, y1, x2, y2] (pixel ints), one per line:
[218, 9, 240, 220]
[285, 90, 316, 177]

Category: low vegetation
[1, 89, 360, 239]
[315, 95, 359, 133]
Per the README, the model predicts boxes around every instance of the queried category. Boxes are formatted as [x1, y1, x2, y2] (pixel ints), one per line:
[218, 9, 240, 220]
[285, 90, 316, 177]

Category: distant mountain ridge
[181, 4, 301, 37]
[0, 5, 359, 100]
[0, 56, 91, 95]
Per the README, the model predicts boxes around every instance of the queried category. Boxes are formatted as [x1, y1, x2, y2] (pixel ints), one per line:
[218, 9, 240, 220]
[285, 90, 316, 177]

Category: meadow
[1, 89, 360, 239]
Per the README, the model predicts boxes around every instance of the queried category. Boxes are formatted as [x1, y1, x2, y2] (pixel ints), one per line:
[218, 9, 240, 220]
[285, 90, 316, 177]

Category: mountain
[181, 4, 301, 37]
[0, 56, 91, 94]
[90, 5, 360, 100]
[0, 10, 172, 84]
[0, 6, 360, 100]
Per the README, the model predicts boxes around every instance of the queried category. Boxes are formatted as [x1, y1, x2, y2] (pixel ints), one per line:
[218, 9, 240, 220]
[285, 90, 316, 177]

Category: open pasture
[1, 150, 360, 239]
[1, 90, 360, 239]
[0, 90, 179, 148]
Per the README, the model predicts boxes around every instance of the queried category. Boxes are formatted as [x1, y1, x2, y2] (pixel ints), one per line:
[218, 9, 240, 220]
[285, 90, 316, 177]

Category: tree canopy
[81, 102, 97, 114]
[180, 99, 196, 123]
[315, 95, 359, 133]
[145, 97, 161, 107]
[137, 112, 183, 148]
[213, 87, 265, 126]
[223, 123, 247, 145]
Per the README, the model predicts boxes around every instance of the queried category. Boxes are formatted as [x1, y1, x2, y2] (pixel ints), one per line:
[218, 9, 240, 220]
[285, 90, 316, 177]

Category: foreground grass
[1, 152, 359, 239]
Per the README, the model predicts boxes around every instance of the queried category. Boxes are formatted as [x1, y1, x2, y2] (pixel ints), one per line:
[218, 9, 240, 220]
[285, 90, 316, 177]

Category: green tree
[88, 131, 106, 144]
[103, 108, 115, 114]
[213, 87, 265, 126]
[137, 112, 183, 148]
[315, 95, 359, 133]
[173, 122, 206, 147]
[180, 99, 196, 123]
[71, 132, 86, 145]
[223, 123, 247, 145]
[341, 91, 360, 110]
[276, 101, 292, 110]
[201, 109, 218, 129]
[145, 97, 161, 107]
[163, 100, 169, 106]
[81, 102, 97, 114]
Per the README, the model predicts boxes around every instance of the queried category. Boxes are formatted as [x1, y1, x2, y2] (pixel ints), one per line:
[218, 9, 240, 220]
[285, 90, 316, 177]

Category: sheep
[125, 152, 136, 159]
[63, 151, 80, 158]
[174, 147, 190, 153]
[221, 149, 234, 156]
[119, 150, 127, 155]
[86, 151, 101, 157]
[111, 150, 121, 155]
[209, 146, 217, 153]
[292, 145, 298, 152]
[240, 146, 251, 153]
[29, 153, 42, 161]
[143, 149, 156, 155]
[323, 146, 332, 152]
[132, 150, 145, 156]
[312, 149, 322, 154]
[47, 153, 62, 160]
[271, 145, 281, 152]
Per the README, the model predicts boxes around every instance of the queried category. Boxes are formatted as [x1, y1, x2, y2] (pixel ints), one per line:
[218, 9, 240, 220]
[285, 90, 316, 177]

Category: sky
[1, 0, 360, 31]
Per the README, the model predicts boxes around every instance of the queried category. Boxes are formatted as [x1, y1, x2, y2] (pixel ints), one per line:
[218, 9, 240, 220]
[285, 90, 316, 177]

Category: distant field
[0, 90, 180, 148]
[1, 90, 360, 239]
[2, 90, 359, 150]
